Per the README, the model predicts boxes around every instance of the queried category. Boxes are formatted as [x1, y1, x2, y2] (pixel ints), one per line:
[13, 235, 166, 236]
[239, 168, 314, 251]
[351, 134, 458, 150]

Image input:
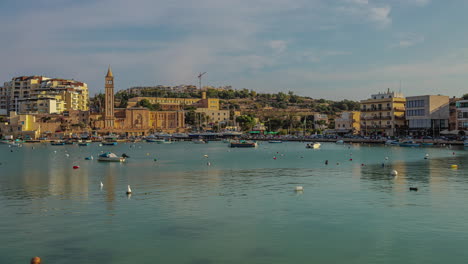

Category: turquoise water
[1, 142, 468, 263]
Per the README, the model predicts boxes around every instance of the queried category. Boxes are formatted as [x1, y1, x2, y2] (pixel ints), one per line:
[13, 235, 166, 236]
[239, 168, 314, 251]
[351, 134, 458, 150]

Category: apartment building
[456, 99, 468, 132]
[360, 90, 406, 137]
[335, 111, 361, 134]
[2, 76, 89, 114]
[405, 95, 449, 136]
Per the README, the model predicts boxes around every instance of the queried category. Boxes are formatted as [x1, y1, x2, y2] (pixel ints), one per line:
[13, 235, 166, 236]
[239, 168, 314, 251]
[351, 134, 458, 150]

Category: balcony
[362, 116, 392, 120]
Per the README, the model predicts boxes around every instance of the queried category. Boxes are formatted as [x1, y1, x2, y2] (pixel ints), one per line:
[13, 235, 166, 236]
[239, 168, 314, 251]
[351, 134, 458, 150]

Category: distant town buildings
[93, 66, 185, 136]
[0, 76, 89, 115]
[360, 90, 406, 137]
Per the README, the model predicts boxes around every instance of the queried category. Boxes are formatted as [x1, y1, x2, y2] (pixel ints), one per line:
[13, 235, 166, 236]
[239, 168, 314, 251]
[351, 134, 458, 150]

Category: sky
[1, 0, 468, 100]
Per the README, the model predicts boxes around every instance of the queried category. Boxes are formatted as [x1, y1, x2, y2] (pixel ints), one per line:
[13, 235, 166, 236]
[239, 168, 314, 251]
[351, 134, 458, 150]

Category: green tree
[236, 115, 256, 131]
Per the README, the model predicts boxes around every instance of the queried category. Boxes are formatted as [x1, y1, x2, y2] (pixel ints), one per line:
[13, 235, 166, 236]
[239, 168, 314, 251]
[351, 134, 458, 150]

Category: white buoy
[100, 182, 103, 188]
[207, 162, 211, 166]
[91, 155, 94, 160]
[65, 153, 70, 157]
[99, 144, 103, 147]
[391, 170, 398, 176]
[126, 185, 132, 194]
[295, 186, 304, 191]
[385, 157, 389, 160]
[424, 153, 429, 159]
[203, 155, 209, 158]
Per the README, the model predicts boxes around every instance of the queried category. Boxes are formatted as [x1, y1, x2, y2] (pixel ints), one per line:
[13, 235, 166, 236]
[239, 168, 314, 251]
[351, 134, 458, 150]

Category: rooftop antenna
[198, 72, 207, 90]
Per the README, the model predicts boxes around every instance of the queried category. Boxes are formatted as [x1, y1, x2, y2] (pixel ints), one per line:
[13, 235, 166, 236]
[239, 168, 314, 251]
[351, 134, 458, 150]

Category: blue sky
[1, 0, 468, 100]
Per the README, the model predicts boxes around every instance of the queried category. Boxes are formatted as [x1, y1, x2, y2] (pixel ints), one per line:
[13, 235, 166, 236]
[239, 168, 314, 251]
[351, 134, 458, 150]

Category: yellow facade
[335, 111, 361, 134]
[0, 112, 40, 139]
[127, 93, 220, 110]
[3, 76, 88, 114]
[128, 97, 200, 107]
[360, 91, 406, 137]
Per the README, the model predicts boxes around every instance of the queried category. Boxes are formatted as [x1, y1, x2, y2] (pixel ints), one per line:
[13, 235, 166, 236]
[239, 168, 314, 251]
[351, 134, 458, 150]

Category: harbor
[1, 142, 468, 263]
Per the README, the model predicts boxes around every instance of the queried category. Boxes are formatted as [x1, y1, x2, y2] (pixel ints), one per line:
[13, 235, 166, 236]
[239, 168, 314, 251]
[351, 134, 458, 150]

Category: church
[94, 67, 185, 136]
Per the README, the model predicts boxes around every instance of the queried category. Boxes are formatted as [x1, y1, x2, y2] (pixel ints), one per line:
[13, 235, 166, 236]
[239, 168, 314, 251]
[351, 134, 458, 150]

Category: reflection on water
[1, 142, 468, 264]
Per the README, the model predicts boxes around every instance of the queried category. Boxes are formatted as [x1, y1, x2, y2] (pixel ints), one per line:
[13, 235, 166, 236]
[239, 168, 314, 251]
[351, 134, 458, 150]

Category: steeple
[106, 65, 113, 77]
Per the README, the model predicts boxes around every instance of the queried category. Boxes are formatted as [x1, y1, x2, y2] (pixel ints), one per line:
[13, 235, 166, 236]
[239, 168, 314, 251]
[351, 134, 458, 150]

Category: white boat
[98, 152, 125, 162]
[306, 142, 321, 149]
[336, 140, 344, 144]
[268, 140, 283, 143]
[385, 140, 400, 146]
[192, 138, 207, 144]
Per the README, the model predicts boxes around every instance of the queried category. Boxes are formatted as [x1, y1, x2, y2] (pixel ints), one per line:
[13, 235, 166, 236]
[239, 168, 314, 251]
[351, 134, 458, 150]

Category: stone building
[94, 66, 185, 136]
[405, 95, 449, 136]
[360, 90, 406, 137]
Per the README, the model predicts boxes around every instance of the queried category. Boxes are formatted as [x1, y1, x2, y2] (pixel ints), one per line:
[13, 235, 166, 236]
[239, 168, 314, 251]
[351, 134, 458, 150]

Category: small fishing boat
[421, 142, 434, 146]
[268, 140, 283, 143]
[51, 141, 65, 146]
[192, 138, 207, 144]
[306, 142, 321, 149]
[102, 136, 118, 146]
[98, 152, 125, 162]
[146, 138, 165, 143]
[399, 140, 420, 147]
[64, 140, 74, 145]
[385, 140, 400, 146]
[229, 140, 257, 148]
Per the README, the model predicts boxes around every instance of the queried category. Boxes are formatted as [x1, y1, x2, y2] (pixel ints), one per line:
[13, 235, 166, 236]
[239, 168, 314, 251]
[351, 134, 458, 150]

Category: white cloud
[368, 6, 392, 27]
[337, 2, 392, 28]
[269, 40, 288, 54]
[392, 33, 425, 48]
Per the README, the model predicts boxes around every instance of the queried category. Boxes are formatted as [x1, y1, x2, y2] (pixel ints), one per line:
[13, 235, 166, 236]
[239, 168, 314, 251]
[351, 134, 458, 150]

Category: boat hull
[98, 157, 125, 162]
[229, 143, 257, 148]
[102, 142, 118, 146]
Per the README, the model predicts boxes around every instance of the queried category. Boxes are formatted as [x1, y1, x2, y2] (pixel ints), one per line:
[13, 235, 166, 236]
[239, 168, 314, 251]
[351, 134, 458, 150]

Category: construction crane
[198, 72, 207, 90]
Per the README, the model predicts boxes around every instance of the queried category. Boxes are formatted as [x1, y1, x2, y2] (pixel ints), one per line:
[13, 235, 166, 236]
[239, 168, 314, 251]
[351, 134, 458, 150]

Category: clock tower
[104, 66, 115, 129]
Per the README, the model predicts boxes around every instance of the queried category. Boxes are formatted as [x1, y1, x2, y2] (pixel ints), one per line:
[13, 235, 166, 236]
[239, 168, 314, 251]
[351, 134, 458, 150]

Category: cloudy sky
[1, 0, 467, 99]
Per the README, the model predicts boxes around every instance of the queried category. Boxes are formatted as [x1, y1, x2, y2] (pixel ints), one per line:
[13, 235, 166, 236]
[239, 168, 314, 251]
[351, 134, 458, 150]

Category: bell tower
[104, 66, 115, 129]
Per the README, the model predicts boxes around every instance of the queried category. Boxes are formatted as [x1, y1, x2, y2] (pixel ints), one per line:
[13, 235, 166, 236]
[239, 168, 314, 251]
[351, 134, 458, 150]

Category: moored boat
[399, 140, 420, 147]
[268, 140, 283, 143]
[464, 140, 468, 147]
[51, 141, 65, 146]
[229, 141, 257, 148]
[306, 142, 321, 149]
[385, 140, 400, 146]
[336, 140, 344, 144]
[146, 138, 165, 143]
[98, 152, 125, 162]
[102, 136, 118, 146]
[192, 138, 207, 144]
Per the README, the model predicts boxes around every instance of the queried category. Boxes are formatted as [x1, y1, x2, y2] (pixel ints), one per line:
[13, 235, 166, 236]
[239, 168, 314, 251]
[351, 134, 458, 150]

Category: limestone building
[1, 75, 89, 115]
[96, 67, 185, 136]
[360, 90, 406, 137]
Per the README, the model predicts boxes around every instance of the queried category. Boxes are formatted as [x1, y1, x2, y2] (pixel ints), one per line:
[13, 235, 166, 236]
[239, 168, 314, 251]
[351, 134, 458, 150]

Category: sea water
[1, 142, 467, 263]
